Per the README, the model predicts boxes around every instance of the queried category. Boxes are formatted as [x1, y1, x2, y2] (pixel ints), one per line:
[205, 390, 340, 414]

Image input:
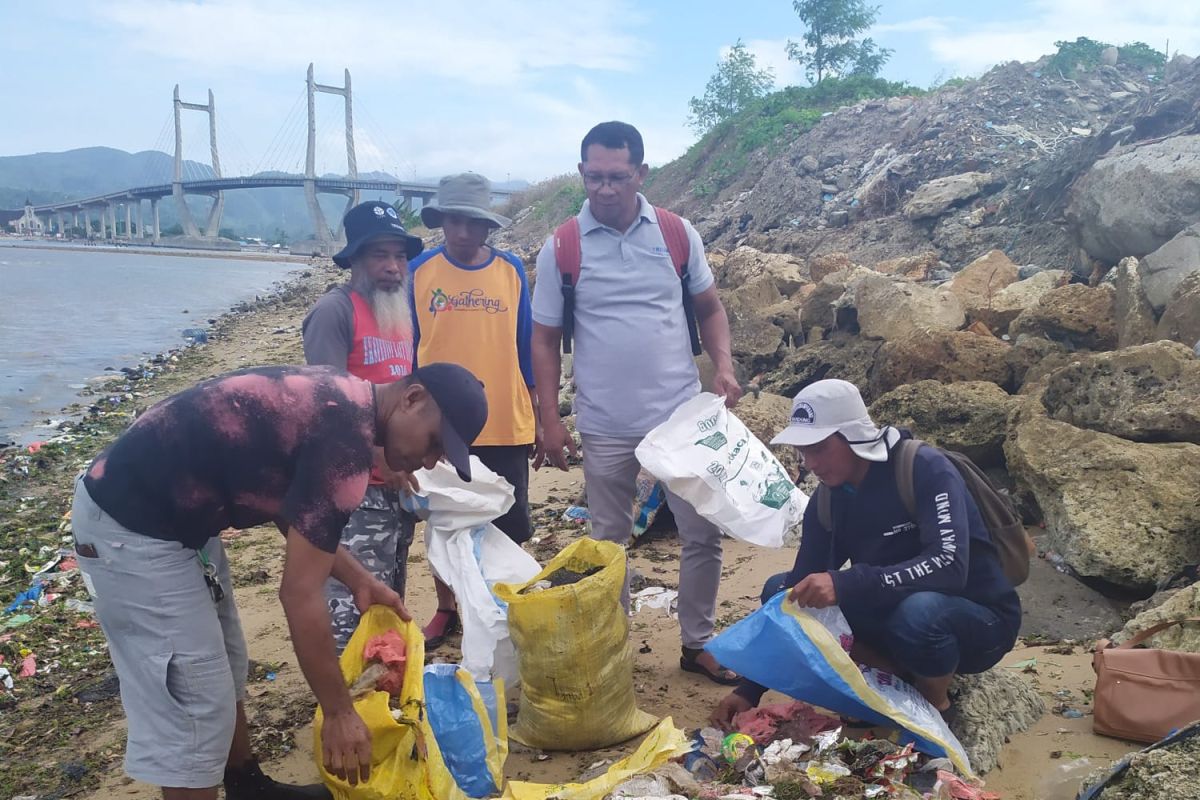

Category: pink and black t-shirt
[83, 365, 376, 553]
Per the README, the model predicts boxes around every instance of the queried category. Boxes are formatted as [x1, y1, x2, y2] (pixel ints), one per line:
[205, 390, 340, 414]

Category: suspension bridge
[9, 64, 512, 254]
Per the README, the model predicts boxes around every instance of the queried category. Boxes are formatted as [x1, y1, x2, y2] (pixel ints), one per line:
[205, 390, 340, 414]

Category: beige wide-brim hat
[420, 172, 511, 229]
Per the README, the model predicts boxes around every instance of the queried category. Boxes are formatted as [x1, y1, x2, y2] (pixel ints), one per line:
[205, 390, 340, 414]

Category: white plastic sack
[635, 393, 807, 549]
[408, 458, 541, 685]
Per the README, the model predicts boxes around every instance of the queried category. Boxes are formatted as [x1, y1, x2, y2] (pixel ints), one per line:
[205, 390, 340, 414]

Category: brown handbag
[1092, 617, 1200, 743]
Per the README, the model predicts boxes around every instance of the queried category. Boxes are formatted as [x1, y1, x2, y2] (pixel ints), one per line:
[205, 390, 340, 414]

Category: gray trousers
[324, 485, 416, 652]
[581, 433, 723, 649]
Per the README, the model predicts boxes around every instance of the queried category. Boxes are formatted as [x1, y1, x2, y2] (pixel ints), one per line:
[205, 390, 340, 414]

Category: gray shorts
[71, 477, 248, 789]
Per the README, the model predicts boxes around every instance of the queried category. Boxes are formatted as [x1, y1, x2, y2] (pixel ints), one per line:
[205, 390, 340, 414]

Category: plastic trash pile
[603, 700, 1001, 800]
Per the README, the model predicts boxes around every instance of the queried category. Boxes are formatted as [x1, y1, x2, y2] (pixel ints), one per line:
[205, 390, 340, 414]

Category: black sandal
[423, 608, 460, 649]
[680, 646, 740, 686]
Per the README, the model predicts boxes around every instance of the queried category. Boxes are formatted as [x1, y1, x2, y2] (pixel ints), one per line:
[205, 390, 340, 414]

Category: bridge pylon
[305, 63, 359, 255]
[173, 85, 225, 239]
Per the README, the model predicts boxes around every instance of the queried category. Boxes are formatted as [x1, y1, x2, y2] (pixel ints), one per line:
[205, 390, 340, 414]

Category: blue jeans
[761, 572, 1016, 678]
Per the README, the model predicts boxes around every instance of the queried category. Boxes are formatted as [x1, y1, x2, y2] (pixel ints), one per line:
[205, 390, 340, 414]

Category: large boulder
[1009, 284, 1118, 351]
[720, 246, 809, 296]
[1114, 256, 1160, 347]
[1005, 405, 1200, 591]
[873, 251, 941, 282]
[949, 669, 1044, 775]
[853, 273, 965, 341]
[800, 267, 874, 335]
[1040, 342, 1200, 444]
[809, 252, 855, 283]
[760, 334, 883, 401]
[870, 381, 1017, 467]
[904, 172, 996, 220]
[870, 330, 1013, 397]
[1006, 336, 1075, 392]
[1068, 134, 1200, 264]
[1111, 581, 1200, 652]
[1138, 221, 1200, 311]
[969, 269, 1069, 334]
[948, 250, 1021, 327]
[1157, 271, 1200, 348]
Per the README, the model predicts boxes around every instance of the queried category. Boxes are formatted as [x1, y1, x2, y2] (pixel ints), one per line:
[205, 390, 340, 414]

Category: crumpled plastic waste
[18, 654, 35, 678]
[933, 770, 1001, 799]
[2, 614, 33, 629]
[562, 506, 590, 524]
[760, 737, 810, 765]
[733, 699, 841, 744]
[632, 587, 678, 618]
[5, 583, 43, 613]
[0, 667, 12, 691]
[361, 630, 407, 696]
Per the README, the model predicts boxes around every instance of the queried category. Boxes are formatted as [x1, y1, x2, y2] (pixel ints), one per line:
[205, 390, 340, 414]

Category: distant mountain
[0, 147, 529, 239]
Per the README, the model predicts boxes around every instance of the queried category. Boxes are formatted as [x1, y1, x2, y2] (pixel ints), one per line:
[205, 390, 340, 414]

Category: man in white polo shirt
[531, 120, 742, 685]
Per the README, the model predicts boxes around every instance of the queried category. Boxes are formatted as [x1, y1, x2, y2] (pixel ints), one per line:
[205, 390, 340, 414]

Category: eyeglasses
[582, 172, 637, 189]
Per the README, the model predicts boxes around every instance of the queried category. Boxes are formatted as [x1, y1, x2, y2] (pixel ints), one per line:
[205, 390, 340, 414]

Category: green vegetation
[689, 40, 776, 134]
[786, 0, 891, 84]
[673, 75, 922, 198]
[497, 173, 585, 223]
[1048, 37, 1167, 76]
[389, 202, 422, 230]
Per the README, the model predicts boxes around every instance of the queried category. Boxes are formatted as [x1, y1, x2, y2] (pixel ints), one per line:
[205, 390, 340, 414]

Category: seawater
[0, 242, 301, 444]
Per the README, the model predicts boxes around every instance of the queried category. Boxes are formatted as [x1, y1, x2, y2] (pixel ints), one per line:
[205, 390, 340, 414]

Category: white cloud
[91, 0, 646, 87]
[892, 0, 1200, 77]
[736, 39, 806, 89]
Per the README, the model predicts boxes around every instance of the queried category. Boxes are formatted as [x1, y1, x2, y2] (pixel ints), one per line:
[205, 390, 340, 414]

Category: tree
[786, 0, 892, 84]
[688, 40, 776, 133]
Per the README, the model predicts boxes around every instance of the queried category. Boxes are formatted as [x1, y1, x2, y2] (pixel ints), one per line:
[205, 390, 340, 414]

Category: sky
[2, 0, 1198, 184]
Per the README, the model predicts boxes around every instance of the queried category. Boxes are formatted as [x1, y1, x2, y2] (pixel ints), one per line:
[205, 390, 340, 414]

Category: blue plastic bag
[706, 593, 974, 778]
[423, 664, 506, 798]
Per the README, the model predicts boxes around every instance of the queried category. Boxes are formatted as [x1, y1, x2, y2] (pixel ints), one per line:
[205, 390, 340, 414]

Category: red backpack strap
[553, 218, 582, 354]
[653, 207, 691, 276]
[653, 207, 702, 356]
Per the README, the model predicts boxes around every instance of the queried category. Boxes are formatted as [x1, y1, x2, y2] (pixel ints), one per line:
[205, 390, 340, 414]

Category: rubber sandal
[423, 608, 460, 649]
[680, 646, 740, 686]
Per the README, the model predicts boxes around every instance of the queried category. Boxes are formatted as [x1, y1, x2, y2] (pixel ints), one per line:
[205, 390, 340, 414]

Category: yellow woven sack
[493, 537, 657, 750]
[313, 605, 506, 800]
[502, 717, 689, 800]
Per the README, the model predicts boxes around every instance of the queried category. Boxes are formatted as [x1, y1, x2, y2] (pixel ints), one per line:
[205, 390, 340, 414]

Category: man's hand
[322, 708, 373, 785]
[530, 420, 547, 470]
[713, 367, 743, 409]
[352, 576, 412, 622]
[540, 418, 578, 471]
[789, 572, 838, 608]
[710, 691, 753, 730]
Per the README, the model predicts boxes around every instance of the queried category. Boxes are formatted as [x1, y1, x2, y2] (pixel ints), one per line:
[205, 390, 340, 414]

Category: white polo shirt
[532, 194, 714, 438]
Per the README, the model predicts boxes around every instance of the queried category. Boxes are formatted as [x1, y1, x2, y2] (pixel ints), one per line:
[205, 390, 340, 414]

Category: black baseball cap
[332, 201, 424, 268]
[410, 363, 488, 481]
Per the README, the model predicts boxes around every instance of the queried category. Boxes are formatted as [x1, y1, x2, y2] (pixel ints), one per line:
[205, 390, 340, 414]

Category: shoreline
[0, 238, 321, 264]
[0, 259, 342, 797]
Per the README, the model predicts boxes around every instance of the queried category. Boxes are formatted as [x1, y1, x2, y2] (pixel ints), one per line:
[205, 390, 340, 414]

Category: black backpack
[814, 438, 1033, 586]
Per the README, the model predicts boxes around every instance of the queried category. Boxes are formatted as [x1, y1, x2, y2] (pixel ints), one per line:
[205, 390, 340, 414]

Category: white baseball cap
[770, 379, 899, 462]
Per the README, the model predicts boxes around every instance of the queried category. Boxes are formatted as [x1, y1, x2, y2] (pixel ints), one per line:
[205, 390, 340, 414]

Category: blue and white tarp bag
[423, 663, 507, 798]
[706, 593, 975, 778]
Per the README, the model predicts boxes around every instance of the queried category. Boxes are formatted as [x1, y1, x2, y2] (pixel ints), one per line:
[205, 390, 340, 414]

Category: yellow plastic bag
[493, 537, 657, 750]
[502, 717, 689, 800]
[313, 606, 507, 800]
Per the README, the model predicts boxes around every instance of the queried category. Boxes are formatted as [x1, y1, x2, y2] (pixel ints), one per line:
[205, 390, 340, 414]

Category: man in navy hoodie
[711, 379, 1021, 727]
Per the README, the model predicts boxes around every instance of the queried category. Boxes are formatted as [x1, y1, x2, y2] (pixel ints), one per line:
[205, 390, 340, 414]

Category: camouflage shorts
[325, 485, 416, 652]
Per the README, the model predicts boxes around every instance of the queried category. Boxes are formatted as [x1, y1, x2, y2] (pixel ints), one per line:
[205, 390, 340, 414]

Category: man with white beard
[302, 200, 424, 650]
